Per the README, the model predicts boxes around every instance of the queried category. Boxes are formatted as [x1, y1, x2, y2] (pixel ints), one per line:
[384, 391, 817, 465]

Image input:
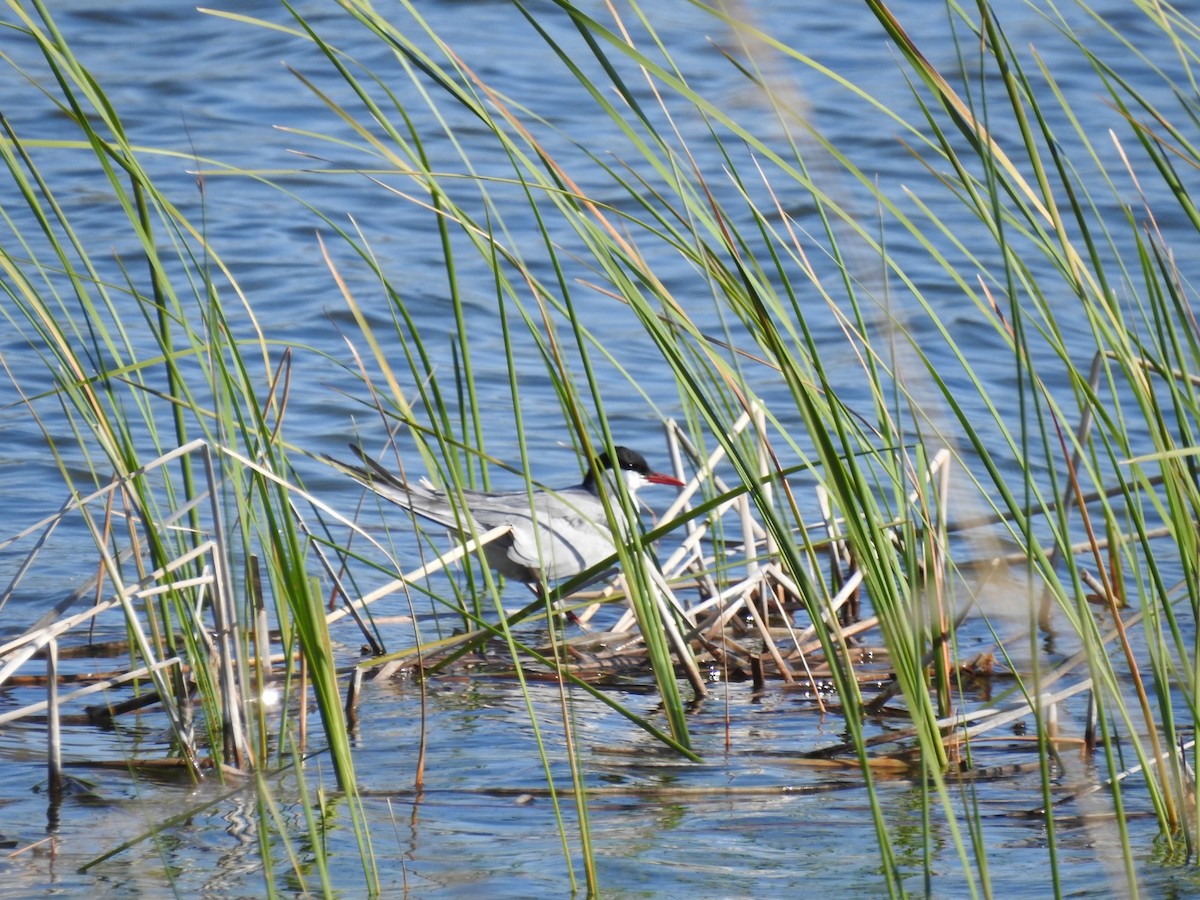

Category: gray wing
[329, 447, 616, 581]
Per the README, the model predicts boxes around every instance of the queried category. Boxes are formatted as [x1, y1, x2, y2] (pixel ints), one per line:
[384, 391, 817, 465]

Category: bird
[330, 444, 685, 589]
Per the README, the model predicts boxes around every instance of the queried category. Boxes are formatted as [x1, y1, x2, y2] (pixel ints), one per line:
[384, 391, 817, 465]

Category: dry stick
[90, 481, 119, 647]
[291, 498, 384, 655]
[1035, 739, 1197, 818]
[568, 591, 608, 627]
[645, 562, 708, 697]
[663, 421, 722, 603]
[772, 563, 864, 651]
[811, 678, 1096, 762]
[0, 657, 184, 726]
[694, 569, 766, 638]
[920, 450, 953, 718]
[250, 555, 271, 764]
[324, 525, 514, 627]
[704, 630, 762, 670]
[971, 524, 1176, 569]
[120, 479, 156, 646]
[0, 596, 123, 686]
[660, 410, 748, 521]
[950, 680, 1094, 746]
[344, 666, 363, 729]
[298, 653, 308, 753]
[764, 578, 825, 695]
[1079, 569, 1114, 604]
[46, 638, 62, 800]
[86, 690, 176, 724]
[250, 556, 270, 683]
[72, 439, 233, 774]
[793, 614, 881, 660]
[687, 564, 755, 622]
[0, 541, 217, 693]
[121, 553, 222, 769]
[6, 669, 128, 687]
[729, 477, 793, 684]
[752, 403, 778, 563]
[816, 485, 846, 610]
[0, 495, 71, 607]
[940, 600, 1156, 748]
[736, 581, 794, 684]
[366, 782, 871, 801]
[198, 442, 252, 772]
[1084, 690, 1098, 755]
[657, 410, 769, 563]
[175, 569, 198, 747]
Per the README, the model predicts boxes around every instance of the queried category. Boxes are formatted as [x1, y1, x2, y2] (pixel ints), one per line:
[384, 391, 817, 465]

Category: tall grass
[272, 0, 1200, 893]
[5, 0, 1200, 894]
[1, 0, 378, 890]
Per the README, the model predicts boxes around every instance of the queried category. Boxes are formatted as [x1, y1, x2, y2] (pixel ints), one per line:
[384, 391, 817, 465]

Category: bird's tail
[326, 445, 460, 526]
[325, 444, 411, 493]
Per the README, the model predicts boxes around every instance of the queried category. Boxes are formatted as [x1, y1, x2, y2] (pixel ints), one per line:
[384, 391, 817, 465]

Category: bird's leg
[527, 579, 586, 630]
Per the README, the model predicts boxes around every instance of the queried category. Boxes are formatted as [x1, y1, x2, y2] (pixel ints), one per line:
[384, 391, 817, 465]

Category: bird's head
[586, 446, 684, 494]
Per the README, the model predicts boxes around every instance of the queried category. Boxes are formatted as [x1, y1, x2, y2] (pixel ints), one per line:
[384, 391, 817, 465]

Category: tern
[331, 444, 685, 589]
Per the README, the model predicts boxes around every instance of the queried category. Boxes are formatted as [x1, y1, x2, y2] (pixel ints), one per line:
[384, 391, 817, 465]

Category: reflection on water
[0, 671, 1163, 896]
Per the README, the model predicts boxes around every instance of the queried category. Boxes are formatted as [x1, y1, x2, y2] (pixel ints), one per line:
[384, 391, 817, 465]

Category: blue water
[2, 0, 1198, 895]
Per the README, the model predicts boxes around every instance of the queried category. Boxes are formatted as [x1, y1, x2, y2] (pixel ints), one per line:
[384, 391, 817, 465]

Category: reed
[1, 0, 377, 890]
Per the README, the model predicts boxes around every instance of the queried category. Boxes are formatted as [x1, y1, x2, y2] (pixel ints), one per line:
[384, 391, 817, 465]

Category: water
[2, 0, 1198, 895]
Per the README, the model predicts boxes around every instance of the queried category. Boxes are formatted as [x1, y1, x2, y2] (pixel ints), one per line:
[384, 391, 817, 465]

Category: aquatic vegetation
[2, 0, 1200, 895]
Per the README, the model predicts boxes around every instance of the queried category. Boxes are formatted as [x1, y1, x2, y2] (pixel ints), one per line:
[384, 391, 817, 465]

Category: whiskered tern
[331, 444, 684, 588]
